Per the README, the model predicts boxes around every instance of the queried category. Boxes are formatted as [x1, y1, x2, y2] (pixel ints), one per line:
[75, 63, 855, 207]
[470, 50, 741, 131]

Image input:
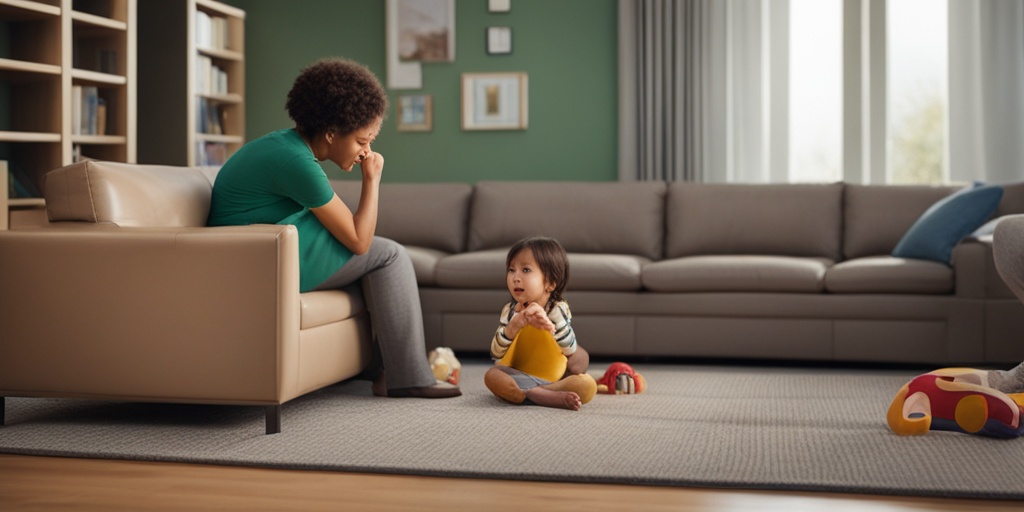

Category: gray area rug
[2, 361, 1023, 500]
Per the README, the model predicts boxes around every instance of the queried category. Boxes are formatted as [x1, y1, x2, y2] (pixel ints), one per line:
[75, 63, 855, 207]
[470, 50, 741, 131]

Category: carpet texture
[1, 361, 1023, 499]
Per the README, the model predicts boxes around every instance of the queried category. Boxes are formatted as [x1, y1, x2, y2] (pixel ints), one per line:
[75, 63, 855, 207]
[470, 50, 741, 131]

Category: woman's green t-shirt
[206, 128, 353, 292]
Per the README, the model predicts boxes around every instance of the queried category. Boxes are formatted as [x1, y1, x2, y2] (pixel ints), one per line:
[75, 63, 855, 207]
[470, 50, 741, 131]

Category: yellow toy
[496, 325, 568, 383]
[487, 325, 597, 405]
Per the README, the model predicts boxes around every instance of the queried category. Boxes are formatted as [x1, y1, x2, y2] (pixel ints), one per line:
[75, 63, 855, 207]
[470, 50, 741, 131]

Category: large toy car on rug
[888, 368, 1024, 438]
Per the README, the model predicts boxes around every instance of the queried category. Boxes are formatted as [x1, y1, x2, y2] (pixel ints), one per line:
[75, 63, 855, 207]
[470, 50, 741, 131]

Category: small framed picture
[461, 72, 528, 131]
[486, 26, 512, 55]
[488, 0, 511, 13]
[397, 95, 433, 132]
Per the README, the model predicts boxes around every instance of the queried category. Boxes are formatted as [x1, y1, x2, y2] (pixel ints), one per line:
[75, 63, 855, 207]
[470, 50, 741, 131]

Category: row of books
[197, 98, 227, 135]
[71, 85, 107, 136]
[196, 55, 230, 96]
[195, 10, 231, 51]
[6, 161, 40, 198]
[196, 142, 228, 168]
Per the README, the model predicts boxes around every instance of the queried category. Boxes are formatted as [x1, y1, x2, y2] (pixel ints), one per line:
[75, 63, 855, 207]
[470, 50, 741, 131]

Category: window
[788, 0, 842, 183]
[783, 0, 948, 185]
[887, 0, 948, 184]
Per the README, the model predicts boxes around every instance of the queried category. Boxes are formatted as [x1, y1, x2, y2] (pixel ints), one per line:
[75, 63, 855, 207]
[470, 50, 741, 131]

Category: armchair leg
[265, 405, 281, 435]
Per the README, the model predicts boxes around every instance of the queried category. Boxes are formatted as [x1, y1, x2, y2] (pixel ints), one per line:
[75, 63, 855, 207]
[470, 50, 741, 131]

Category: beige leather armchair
[0, 160, 372, 434]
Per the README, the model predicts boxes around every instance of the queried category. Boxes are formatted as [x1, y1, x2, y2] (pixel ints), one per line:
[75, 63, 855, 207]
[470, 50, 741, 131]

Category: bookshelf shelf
[71, 9, 126, 30]
[0, 58, 61, 75]
[71, 134, 127, 144]
[139, 0, 244, 169]
[0, 131, 61, 142]
[199, 92, 243, 104]
[197, 47, 243, 62]
[9, 197, 45, 207]
[71, 68, 126, 84]
[196, 133, 243, 144]
[0, 0, 60, 18]
[1, 0, 135, 226]
[194, 0, 242, 17]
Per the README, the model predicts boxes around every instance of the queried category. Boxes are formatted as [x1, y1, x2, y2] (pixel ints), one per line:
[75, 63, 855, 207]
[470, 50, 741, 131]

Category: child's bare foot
[526, 387, 582, 410]
[543, 373, 597, 404]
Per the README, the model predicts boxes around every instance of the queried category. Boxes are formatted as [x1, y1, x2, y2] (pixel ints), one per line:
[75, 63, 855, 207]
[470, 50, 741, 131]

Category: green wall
[227, 0, 618, 183]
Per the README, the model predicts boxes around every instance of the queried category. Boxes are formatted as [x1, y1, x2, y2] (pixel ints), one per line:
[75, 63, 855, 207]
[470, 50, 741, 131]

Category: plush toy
[592, 362, 647, 395]
[428, 347, 461, 385]
[887, 367, 1024, 438]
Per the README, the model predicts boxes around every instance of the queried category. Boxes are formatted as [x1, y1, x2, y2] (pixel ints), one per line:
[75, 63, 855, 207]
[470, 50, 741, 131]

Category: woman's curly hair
[286, 57, 388, 139]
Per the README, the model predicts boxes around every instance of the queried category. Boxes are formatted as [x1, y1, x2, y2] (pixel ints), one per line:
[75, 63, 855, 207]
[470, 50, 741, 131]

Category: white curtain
[948, 0, 1024, 184]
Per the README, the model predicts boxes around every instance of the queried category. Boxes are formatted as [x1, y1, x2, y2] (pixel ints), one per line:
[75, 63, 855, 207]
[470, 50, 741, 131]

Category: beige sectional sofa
[338, 180, 1024, 366]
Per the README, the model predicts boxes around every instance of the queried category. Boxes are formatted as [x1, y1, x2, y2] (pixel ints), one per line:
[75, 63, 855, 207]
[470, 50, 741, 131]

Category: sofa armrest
[0, 225, 302, 404]
[953, 235, 1014, 299]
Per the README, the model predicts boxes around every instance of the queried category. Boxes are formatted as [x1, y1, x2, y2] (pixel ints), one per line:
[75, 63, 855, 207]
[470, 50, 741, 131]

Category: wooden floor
[1, 454, 1022, 511]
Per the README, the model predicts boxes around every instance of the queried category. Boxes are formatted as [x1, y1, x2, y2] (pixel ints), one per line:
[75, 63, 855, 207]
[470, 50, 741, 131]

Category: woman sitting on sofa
[207, 57, 460, 399]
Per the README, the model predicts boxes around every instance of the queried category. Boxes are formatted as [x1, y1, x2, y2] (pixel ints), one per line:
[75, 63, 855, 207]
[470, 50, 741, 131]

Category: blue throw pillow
[891, 184, 1004, 265]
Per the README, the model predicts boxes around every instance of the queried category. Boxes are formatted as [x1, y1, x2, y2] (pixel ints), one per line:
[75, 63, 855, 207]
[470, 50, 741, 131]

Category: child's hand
[521, 302, 555, 333]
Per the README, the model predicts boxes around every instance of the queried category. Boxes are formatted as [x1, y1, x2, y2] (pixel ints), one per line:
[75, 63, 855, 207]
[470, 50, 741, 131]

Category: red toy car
[888, 368, 1024, 438]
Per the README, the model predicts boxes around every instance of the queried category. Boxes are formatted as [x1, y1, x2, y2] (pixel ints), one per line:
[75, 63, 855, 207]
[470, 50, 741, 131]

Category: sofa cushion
[434, 249, 647, 291]
[299, 286, 366, 330]
[953, 237, 1016, 299]
[466, 181, 667, 260]
[995, 181, 1024, 217]
[891, 184, 1003, 265]
[642, 255, 832, 293]
[405, 246, 447, 286]
[333, 181, 472, 253]
[44, 160, 213, 227]
[564, 253, 648, 291]
[824, 256, 953, 294]
[665, 183, 843, 260]
[842, 184, 959, 260]
[435, 249, 507, 289]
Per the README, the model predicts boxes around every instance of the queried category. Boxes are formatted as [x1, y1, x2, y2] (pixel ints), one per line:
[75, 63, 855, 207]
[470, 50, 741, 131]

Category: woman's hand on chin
[359, 151, 384, 182]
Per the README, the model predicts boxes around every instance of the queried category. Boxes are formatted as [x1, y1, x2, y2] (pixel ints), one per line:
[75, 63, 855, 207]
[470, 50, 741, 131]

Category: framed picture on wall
[397, 95, 433, 132]
[489, 0, 511, 13]
[486, 26, 512, 55]
[395, 0, 455, 62]
[461, 72, 528, 131]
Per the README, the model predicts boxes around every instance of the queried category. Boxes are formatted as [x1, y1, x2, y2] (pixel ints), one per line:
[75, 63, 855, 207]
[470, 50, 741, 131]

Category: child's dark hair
[506, 236, 570, 309]
[286, 57, 388, 140]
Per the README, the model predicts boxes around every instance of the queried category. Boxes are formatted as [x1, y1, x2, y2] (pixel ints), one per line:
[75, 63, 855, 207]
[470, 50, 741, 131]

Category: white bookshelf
[138, 0, 244, 169]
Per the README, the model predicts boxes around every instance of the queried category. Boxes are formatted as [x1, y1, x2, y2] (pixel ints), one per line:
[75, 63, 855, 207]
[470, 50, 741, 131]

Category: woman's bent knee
[372, 236, 406, 262]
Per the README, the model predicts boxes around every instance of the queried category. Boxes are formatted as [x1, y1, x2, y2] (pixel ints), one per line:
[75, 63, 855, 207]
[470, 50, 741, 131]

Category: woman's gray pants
[314, 237, 435, 390]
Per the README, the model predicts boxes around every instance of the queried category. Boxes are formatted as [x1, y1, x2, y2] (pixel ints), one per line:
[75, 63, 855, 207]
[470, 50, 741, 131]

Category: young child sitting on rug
[484, 236, 596, 410]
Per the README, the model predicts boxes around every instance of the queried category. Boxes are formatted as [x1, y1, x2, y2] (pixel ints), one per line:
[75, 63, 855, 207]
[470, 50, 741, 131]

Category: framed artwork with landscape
[395, 0, 455, 62]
